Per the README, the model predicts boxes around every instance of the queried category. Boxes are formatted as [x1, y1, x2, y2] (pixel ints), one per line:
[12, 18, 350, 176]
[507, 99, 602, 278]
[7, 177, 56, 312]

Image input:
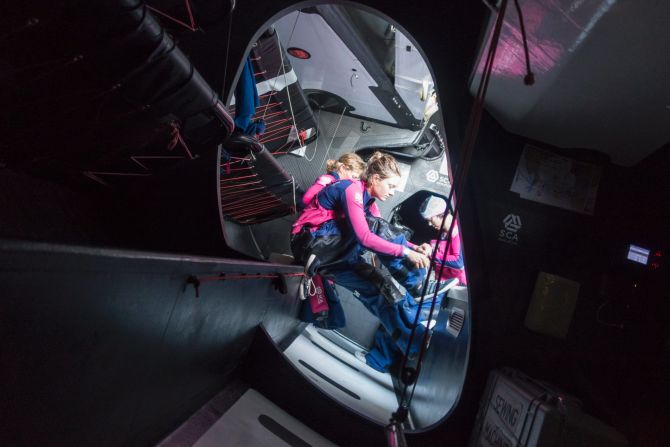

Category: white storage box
[469, 368, 627, 447]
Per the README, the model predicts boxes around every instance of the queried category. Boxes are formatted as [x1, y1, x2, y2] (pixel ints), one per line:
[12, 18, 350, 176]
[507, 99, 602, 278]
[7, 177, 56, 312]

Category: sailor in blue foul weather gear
[291, 152, 433, 362]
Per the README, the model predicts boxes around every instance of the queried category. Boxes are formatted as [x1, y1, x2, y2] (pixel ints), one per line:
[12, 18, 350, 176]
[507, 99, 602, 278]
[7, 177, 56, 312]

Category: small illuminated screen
[627, 244, 650, 265]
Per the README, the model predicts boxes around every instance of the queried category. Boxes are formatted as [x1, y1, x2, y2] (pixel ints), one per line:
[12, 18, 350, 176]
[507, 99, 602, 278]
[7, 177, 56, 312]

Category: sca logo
[498, 214, 522, 243]
[426, 170, 440, 183]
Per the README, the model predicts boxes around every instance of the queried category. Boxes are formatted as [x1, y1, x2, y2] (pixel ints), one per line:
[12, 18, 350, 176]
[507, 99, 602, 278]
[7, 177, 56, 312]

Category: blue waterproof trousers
[376, 234, 426, 296]
[365, 292, 445, 372]
[329, 268, 428, 360]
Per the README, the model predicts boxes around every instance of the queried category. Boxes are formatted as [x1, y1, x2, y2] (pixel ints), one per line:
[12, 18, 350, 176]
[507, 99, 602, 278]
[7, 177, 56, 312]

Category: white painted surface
[274, 11, 397, 124]
[473, 0, 670, 166]
[193, 389, 335, 447]
[283, 325, 399, 425]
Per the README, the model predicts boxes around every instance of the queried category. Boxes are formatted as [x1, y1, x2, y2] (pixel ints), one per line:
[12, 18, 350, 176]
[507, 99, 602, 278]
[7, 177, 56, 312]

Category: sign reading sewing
[498, 213, 522, 245]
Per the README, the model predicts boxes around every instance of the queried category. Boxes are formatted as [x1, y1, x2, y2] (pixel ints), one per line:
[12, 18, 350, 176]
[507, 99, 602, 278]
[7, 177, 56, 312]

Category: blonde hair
[364, 151, 401, 181]
[326, 153, 365, 174]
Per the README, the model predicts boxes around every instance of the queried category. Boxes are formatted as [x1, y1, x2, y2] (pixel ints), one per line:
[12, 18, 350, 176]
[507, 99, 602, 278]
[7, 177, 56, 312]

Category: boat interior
[1, 1, 668, 446]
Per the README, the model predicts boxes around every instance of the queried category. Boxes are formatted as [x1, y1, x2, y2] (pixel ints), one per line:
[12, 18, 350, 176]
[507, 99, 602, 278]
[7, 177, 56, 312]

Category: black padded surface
[0, 241, 302, 446]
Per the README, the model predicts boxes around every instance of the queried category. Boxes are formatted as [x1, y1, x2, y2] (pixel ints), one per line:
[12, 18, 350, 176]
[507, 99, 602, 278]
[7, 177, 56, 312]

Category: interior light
[287, 47, 311, 59]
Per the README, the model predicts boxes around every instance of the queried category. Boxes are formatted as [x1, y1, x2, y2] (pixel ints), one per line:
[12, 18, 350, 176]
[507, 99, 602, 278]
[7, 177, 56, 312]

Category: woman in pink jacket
[420, 195, 467, 285]
[291, 152, 431, 359]
[300, 153, 365, 207]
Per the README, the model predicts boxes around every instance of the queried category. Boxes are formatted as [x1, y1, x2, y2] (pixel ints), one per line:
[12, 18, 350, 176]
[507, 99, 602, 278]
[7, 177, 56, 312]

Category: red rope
[219, 173, 258, 182]
[232, 204, 288, 219]
[221, 193, 271, 205]
[220, 191, 278, 205]
[259, 124, 292, 138]
[259, 132, 291, 145]
[221, 196, 280, 213]
[223, 197, 282, 213]
[254, 102, 283, 117]
[221, 190, 275, 203]
[147, 1, 197, 32]
[272, 138, 296, 154]
[222, 191, 277, 203]
[220, 185, 267, 198]
[264, 118, 292, 130]
[220, 180, 262, 190]
[221, 190, 279, 204]
[254, 111, 287, 122]
[253, 109, 284, 120]
[184, 0, 196, 30]
[220, 166, 252, 172]
[221, 190, 271, 202]
[169, 121, 194, 159]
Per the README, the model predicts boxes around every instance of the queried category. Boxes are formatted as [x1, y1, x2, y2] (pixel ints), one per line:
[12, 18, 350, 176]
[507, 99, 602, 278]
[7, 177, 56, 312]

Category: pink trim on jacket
[342, 181, 404, 257]
[291, 197, 338, 234]
[432, 227, 467, 285]
[302, 173, 336, 207]
[291, 180, 405, 257]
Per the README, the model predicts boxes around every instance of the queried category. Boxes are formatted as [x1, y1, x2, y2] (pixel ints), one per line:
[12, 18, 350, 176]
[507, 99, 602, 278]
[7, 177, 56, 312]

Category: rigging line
[258, 91, 277, 99]
[405, 208, 460, 407]
[146, 4, 196, 31]
[303, 108, 321, 162]
[254, 107, 285, 119]
[259, 132, 292, 145]
[259, 124, 293, 137]
[412, 0, 504, 392]
[395, 0, 510, 416]
[264, 117, 292, 130]
[273, 30, 299, 150]
[261, 11, 301, 120]
[318, 106, 347, 173]
[272, 137, 300, 155]
[405, 1, 501, 381]
[183, 0, 196, 30]
[272, 138, 295, 154]
[221, 6, 234, 95]
[275, 31, 297, 124]
[291, 175, 297, 212]
[513, 0, 535, 85]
